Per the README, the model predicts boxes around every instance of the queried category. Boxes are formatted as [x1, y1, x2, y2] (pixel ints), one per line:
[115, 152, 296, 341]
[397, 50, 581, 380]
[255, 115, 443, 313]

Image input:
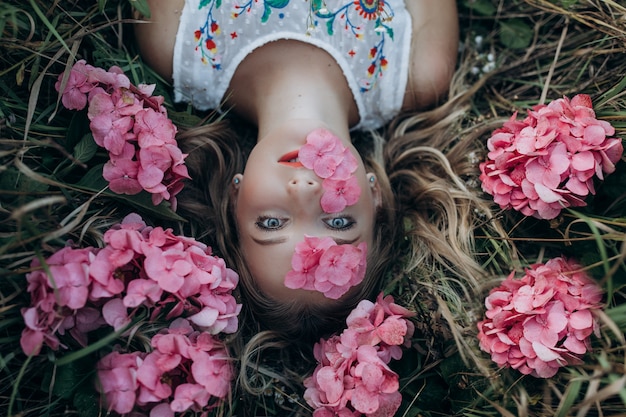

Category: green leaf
[167, 109, 205, 128]
[128, 0, 151, 18]
[386, 26, 394, 41]
[73, 133, 98, 164]
[43, 359, 93, 400]
[499, 19, 533, 50]
[463, 0, 496, 16]
[326, 18, 335, 36]
[199, 0, 215, 8]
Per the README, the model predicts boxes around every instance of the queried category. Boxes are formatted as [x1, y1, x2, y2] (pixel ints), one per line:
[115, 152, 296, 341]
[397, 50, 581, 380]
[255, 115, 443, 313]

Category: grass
[1, 0, 626, 416]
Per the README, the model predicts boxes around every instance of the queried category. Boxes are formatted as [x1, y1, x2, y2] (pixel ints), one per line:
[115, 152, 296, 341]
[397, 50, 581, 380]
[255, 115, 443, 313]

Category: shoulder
[133, 0, 185, 81]
[403, 0, 459, 110]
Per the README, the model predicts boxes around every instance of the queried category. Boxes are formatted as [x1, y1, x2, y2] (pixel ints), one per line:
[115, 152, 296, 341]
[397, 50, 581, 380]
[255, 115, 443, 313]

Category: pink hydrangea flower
[299, 128, 358, 180]
[285, 236, 367, 299]
[298, 128, 362, 213]
[55, 59, 97, 110]
[477, 256, 603, 378]
[321, 177, 362, 214]
[19, 246, 98, 355]
[55, 61, 190, 209]
[96, 351, 143, 414]
[304, 293, 414, 416]
[20, 212, 240, 356]
[479, 94, 623, 219]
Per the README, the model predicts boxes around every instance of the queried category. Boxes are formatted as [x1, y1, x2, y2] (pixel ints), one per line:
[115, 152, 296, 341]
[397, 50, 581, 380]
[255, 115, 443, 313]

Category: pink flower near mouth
[299, 128, 346, 179]
[284, 236, 367, 299]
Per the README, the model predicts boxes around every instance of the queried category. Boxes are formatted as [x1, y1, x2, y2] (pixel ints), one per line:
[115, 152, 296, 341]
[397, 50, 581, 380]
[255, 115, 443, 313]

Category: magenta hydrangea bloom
[304, 293, 415, 416]
[479, 94, 623, 219]
[477, 256, 603, 378]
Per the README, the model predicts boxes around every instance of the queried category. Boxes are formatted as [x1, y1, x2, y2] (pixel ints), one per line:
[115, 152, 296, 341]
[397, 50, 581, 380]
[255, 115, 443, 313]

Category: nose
[287, 172, 322, 198]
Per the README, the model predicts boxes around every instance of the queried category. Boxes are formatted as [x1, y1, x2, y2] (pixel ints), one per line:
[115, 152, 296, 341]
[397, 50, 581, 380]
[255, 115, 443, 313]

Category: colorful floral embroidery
[194, 0, 222, 68]
[309, 0, 395, 92]
[353, 0, 387, 20]
[192, 0, 396, 92]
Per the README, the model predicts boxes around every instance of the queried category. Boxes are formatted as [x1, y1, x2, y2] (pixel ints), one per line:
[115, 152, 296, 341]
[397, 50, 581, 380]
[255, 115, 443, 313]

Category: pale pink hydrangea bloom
[56, 60, 190, 210]
[479, 94, 623, 219]
[304, 293, 415, 416]
[477, 257, 603, 378]
[299, 128, 361, 213]
[285, 236, 367, 299]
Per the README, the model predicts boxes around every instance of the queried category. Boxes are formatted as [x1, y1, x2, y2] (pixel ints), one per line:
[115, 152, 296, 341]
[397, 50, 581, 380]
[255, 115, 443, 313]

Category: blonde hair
[175, 76, 502, 407]
[176, 118, 396, 342]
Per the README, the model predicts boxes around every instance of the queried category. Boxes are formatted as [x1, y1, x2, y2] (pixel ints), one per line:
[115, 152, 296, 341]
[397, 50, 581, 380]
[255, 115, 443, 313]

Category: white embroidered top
[173, 0, 412, 130]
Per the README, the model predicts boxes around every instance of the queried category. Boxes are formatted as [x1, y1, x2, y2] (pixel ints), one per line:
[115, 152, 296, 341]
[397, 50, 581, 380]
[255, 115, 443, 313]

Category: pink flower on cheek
[321, 177, 362, 214]
[298, 128, 362, 213]
[299, 128, 345, 178]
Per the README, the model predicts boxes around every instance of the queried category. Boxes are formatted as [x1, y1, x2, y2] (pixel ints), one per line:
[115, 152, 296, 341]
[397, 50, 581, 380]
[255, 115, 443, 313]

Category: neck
[226, 40, 359, 142]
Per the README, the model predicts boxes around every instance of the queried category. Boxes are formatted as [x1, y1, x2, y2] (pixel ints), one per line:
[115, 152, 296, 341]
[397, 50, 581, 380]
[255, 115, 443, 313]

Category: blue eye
[325, 217, 355, 230]
[256, 217, 284, 230]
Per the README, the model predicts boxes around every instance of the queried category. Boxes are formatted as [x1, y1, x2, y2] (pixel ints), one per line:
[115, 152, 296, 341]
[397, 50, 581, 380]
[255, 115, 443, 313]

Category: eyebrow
[251, 235, 361, 246]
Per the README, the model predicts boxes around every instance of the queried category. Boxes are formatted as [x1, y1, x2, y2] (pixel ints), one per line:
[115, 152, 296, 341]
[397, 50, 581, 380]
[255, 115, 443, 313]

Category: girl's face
[234, 121, 380, 303]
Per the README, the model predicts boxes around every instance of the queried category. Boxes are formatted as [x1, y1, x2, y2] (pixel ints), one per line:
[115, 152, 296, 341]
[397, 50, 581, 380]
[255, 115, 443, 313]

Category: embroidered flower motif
[284, 236, 367, 299]
[353, 0, 385, 20]
[477, 257, 603, 378]
[479, 94, 623, 220]
[193, 0, 397, 94]
[194, 0, 222, 68]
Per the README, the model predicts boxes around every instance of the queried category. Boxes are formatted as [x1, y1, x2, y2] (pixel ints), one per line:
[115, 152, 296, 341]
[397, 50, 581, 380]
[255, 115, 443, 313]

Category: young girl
[134, 0, 490, 407]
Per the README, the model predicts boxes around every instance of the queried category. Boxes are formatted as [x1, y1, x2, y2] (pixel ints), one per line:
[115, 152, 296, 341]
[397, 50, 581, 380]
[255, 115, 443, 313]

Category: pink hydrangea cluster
[299, 128, 361, 213]
[479, 94, 623, 219]
[477, 257, 603, 378]
[55, 60, 190, 210]
[96, 318, 233, 416]
[284, 236, 367, 299]
[304, 293, 415, 416]
[20, 213, 240, 413]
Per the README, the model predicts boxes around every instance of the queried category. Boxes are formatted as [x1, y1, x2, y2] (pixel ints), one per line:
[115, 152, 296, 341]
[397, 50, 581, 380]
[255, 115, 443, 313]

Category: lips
[278, 150, 303, 167]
